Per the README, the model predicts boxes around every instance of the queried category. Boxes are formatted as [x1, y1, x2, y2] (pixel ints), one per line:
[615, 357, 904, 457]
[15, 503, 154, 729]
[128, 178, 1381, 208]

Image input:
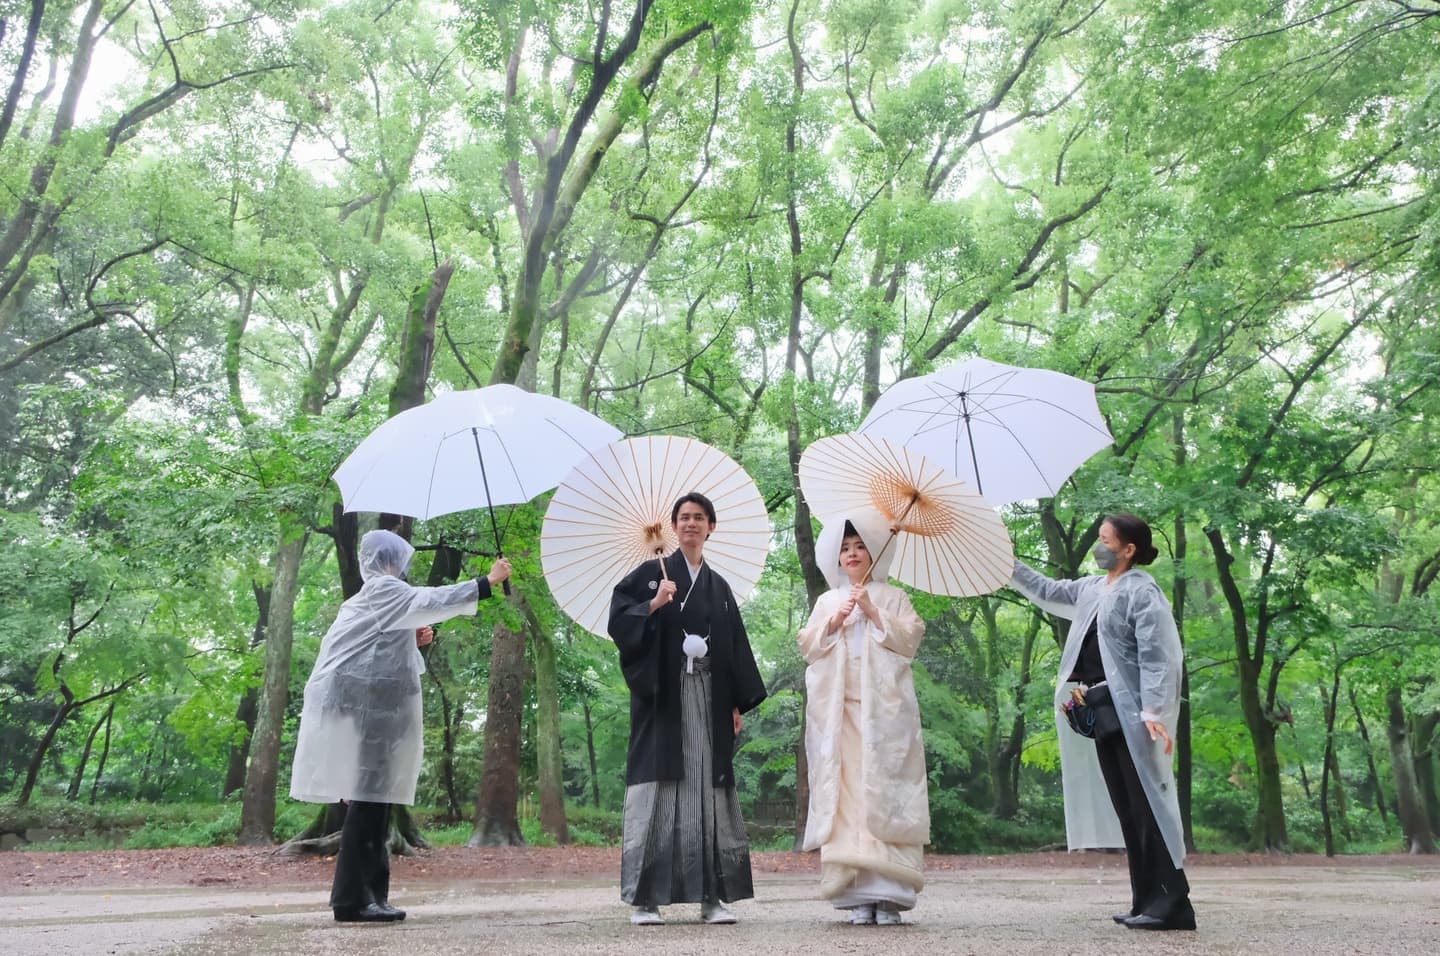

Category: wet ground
[3, 849, 1438, 954]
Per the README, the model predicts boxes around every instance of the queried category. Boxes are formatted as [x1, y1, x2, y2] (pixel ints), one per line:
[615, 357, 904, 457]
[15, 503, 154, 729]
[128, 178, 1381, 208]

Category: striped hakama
[620, 657, 754, 906]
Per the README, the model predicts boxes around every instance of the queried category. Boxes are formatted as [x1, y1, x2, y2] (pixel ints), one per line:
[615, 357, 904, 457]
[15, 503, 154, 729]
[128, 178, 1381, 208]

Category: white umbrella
[859, 357, 1112, 504]
[799, 432, 1013, 597]
[332, 386, 622, 582]
[540, 436, 770, 638]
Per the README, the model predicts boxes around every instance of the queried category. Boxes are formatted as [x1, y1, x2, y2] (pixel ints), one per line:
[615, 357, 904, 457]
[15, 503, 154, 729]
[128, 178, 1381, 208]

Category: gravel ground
[2, 849, 1438, 954]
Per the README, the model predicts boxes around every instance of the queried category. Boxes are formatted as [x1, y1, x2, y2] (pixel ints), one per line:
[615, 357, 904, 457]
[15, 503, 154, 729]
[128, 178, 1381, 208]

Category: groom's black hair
[671, 491, 717, 525]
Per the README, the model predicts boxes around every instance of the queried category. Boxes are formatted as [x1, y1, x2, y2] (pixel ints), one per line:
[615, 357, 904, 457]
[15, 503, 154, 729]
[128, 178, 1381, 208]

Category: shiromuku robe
[798, 510, 928, 906]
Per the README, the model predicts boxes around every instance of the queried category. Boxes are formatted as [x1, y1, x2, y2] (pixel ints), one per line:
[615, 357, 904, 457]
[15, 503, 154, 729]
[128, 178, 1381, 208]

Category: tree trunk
[532, 624, 569, 844]
[1234, 655, 1287, 849]
[330, 505, 362, 598]
[1208, 527, 1287, 850]
[431, 665, 463, 821]
[991, 710, 1023, 820]
[582, 697, 601, 808]
[223, 581, 272, 797]
[223, 689, 260, 799]
[0, 0, 46, 153]
[1170, 429, 1195, 850]
[17, 694, 74, 806]
[0, 0, 103, 291]
[1386, 685, 1438, 853]
[135, 731, 154, 799]
[237, 532, 307, 845]
[1320, 676, 1342, 857]
[278, 802, 425, 858]
[1319, 681, 1351, 843]
[470, 615, 528, 846]
[993, 607, 1037, 822]
[153, 734, 171, 799]
[88, 700, 115, 804]
[794, 687, 810, 848]
[67, 704, 108, 800]
[1413, 709, 1439, 835]
[390, 263, 450, 411]
[1350, 685, 1390, 827]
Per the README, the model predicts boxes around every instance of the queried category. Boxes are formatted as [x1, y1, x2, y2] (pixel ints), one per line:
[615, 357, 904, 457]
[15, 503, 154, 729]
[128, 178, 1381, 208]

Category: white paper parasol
[541, 436, 770, 638]
[799, 432, 1013, 597]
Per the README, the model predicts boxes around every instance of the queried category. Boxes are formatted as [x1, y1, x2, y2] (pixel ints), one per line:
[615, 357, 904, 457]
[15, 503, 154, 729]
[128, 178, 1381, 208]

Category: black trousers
[329, 801, 392, 911]
[1092, 730, 1191, 920]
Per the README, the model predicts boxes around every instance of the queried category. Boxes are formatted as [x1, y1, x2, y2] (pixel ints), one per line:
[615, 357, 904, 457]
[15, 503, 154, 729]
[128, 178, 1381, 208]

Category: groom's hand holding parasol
[647, 532, 676, 614]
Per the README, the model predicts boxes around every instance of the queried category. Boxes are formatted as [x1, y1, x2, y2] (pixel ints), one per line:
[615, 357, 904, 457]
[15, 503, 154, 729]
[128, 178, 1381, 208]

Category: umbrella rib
[581, 447, 657, 532]
[422, 437, 449, 520]
[477, 424, 531, 503]
[958, 385, 1110, 435]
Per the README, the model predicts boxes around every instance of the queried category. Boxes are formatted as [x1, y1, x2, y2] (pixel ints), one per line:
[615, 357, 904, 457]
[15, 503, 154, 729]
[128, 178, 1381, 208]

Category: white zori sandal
[876, 902, 903, 925]
[630, 906, 664, 926]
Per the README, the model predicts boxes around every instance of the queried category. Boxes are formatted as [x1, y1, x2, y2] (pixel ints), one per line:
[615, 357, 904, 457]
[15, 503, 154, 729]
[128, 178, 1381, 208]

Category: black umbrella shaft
[472, 427, 512, 595]
[959, 391, 982, 496]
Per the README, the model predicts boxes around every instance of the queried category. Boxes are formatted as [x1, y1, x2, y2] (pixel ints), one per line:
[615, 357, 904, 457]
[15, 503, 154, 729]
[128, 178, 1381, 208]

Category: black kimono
[608, 551, 767, 906]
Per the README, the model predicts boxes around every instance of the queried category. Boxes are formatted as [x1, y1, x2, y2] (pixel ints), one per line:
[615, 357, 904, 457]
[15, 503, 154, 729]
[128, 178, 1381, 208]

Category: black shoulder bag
[1062, 682, 1123, 739]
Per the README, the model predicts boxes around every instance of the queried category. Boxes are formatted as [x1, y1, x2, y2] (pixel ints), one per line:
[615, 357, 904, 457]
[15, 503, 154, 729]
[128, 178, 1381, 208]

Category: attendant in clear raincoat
[290, 529, 510, 923]
[798, 510, 927, 926]
[1009, 513, 1195, 931]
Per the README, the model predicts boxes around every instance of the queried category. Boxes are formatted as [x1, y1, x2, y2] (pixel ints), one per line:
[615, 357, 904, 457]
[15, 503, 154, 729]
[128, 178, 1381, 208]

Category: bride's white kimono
[798, 510, 928, 910]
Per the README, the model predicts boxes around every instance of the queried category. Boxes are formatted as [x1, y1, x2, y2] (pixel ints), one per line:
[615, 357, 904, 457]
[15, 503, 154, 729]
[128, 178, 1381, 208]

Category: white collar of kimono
[680, 558, 704, 611]
[815, 508, 896, 590]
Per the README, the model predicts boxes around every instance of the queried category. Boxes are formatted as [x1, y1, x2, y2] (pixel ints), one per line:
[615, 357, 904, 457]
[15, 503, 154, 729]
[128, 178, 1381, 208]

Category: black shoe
[1111, 912, 1136, 925]
[334, 903, 402, 923]
[1124, 912, 1196, 931]
[375, 902, 407, 922]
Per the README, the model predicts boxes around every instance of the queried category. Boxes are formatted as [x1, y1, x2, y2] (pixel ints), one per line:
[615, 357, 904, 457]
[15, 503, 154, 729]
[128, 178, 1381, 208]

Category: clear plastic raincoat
[290, 530, 485, 806]
[1010, 560, 1186, 868]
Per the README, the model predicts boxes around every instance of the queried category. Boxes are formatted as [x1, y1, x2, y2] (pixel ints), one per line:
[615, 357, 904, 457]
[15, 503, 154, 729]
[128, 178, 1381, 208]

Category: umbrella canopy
[859, 357, 1112, 504]
[540, 436, 770, 638]
[332, 385, 622, 520]
[799, 432, 1013, 597]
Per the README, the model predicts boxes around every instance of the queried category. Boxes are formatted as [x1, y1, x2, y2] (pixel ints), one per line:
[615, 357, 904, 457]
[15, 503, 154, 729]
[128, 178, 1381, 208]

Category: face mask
[1092, 542, 1120, 571]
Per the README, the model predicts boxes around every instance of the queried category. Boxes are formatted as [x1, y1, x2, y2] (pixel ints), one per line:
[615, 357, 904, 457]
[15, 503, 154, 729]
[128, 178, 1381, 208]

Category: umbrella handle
[657, 549, 669, 582]
[863, 532, 897, 584]
[864, 493, 918, 583]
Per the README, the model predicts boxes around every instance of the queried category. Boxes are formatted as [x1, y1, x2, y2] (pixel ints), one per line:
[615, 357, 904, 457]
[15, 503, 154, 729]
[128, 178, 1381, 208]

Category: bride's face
[839, 535, 870, 584]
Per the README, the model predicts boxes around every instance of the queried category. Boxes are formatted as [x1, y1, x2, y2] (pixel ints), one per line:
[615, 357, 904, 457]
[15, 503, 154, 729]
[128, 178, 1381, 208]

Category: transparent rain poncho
[1010, 560, 1187, 868]
[290, 530, 483, 806]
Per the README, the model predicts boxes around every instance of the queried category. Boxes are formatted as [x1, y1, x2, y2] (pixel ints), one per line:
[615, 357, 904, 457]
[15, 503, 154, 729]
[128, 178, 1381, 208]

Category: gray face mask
[1092, 541, 1120, 571]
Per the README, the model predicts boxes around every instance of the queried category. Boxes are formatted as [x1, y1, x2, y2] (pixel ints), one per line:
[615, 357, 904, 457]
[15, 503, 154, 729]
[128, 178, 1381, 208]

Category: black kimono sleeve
[608, 560, 664, 700]
[728, 596, 767, 715]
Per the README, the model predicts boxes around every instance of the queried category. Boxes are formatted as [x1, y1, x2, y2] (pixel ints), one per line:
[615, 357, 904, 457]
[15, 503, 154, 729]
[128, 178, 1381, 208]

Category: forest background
[2, 0, 1438, 860]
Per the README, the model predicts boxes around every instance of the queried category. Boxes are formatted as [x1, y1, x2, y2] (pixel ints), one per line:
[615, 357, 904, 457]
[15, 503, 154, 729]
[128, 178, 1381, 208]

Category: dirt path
[3, 848, 1439, 954]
